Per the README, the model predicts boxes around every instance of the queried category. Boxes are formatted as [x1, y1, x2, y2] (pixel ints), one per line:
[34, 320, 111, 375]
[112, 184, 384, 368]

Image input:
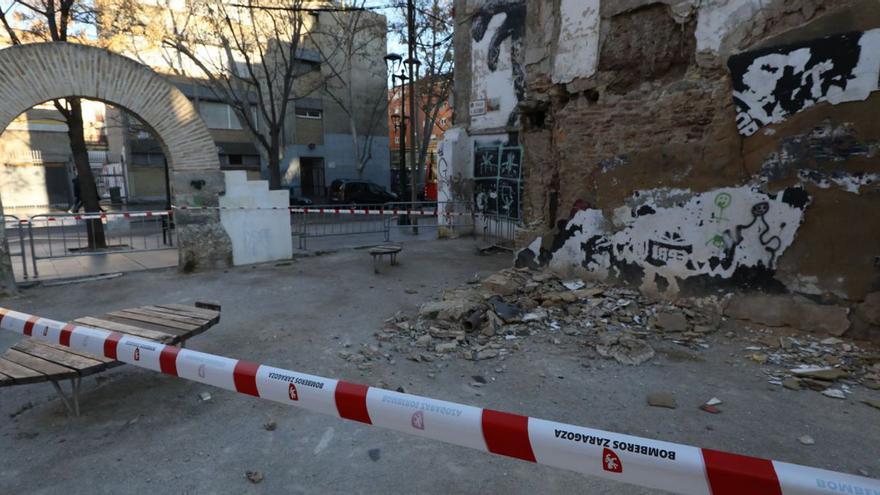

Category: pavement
[0, 238, 878, 494]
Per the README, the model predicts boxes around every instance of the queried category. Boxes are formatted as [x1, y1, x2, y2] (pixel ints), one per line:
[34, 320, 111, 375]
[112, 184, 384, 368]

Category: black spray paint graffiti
[708, 202, 783, 271]
[728, 29, 880, 136]
[471, 0, 526, 127]
[474, 144, 522, 219]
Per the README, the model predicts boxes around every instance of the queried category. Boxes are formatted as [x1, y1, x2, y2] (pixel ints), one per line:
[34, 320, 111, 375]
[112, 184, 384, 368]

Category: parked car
[288, 188, 314, 206]
[329, 179, 398, 205]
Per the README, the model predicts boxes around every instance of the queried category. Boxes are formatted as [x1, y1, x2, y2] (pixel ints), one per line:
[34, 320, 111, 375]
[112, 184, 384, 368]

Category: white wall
[219, 171, 292, 265]
[551, 0, 601, 84]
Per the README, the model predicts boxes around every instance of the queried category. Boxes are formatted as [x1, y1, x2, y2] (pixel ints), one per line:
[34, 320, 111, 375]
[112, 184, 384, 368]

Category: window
[199, 101, 248, 130]
[394, 136, 400, 144]
[228, 154, 243, 165]
[440, 118, 448, 126]
[296, 109, 322, 119]
[430, 134, 438, 141]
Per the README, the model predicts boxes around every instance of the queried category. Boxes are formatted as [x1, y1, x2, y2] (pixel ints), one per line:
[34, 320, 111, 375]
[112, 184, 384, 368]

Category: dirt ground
[0, 238, 878, 494]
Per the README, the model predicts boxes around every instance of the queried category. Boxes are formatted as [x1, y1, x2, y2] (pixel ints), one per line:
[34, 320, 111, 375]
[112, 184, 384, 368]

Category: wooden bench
[368, 244, 402, 273]
[0, 302, 221, 416]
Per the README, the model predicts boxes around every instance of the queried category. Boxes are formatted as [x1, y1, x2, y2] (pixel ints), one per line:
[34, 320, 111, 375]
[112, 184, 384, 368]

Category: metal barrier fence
[478, 213, 520, 251]
[26, 211, 174, 277]
[3, 215, 29, 280]
[291, 204, 390, 250]
[291, 202, 477, 250]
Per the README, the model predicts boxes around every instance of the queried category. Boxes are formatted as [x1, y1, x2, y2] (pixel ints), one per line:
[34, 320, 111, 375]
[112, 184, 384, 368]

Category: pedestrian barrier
[0, 306, 876, 495]
[478, 213, 520, 251]
[2, 215, 29, 280]
[26, 211, 174, 277]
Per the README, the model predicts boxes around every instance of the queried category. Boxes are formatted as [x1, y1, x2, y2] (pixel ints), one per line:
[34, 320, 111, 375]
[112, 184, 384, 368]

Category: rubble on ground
[348, 267, 724, 369]
[337, 267, 880, 397]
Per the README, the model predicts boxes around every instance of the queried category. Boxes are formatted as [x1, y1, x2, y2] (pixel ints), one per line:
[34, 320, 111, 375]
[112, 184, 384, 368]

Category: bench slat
[120, 307, 207, 326]
[74, 316, 177, 343]
[0, 358, 46, 384]
[12, 339, 107, 372]
[108, 310, 200, 332]
[3, 349, 78, 379]
[142, 305, 213, 323]
[155, 303, 220, 320]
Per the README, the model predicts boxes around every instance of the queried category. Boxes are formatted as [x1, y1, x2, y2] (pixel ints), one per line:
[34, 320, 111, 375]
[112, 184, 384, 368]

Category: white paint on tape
[116, 335, 163, 372]
[175, 349, 238, 390]
[528, 418, 711, 495]
[365, 389, 488, 453]
[255, 365, 339, 416]
[774, 461, 880, 495]
[69, 325, 112, 357]
[1, 310, 30, 333]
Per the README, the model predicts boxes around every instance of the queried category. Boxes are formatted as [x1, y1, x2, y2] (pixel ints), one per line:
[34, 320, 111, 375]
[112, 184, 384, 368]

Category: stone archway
[0, 42, 233, 294]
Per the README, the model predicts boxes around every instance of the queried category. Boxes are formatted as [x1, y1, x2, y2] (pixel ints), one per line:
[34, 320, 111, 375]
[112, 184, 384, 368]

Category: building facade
[443, 0, 880, 334]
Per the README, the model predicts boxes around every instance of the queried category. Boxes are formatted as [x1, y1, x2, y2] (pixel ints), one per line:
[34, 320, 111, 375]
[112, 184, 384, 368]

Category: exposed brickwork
[0, 42, 232, 291]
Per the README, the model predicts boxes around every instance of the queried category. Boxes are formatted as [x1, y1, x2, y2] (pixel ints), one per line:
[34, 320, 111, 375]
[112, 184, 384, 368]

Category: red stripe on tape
[104, 332, 123, 360]
[335, 381, 372, 424]
[159, 346, 181, 376]
[23, 316, 39, 337]
[0, 308, 7, 327]
[233, 360, 261, 397]
[59, 323, 75, 346]
[481, 409, 537, 462]
[702, 449, 782, 495]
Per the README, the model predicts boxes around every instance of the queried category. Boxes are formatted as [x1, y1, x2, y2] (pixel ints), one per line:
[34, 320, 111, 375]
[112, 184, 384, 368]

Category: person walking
[68, 175, 83, 213]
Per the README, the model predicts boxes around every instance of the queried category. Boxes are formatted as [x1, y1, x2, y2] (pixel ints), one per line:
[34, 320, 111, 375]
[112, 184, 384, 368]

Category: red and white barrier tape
[0, 307, 875, 495]
[30, 211, 172, 222]
[173, 205, 471, 216]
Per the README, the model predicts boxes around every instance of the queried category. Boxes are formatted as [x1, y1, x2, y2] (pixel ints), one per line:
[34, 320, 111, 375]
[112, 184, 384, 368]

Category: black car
[329, 179, 397, 205]
[288, 188, 314, 206]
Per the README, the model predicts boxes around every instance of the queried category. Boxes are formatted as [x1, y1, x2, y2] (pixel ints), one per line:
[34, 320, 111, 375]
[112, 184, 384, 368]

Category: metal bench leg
[50, 377, 81, 417]
[373, 255, 379, 274]
[391, 253, 398, 266]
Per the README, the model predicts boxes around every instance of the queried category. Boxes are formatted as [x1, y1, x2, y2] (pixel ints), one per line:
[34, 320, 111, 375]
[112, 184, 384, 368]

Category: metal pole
[397, 72, 410, 227]
[407, 0, 419, 234]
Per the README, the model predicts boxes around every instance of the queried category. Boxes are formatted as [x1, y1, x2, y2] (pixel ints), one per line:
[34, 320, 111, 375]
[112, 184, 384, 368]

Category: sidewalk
[11, 249, 177, 282]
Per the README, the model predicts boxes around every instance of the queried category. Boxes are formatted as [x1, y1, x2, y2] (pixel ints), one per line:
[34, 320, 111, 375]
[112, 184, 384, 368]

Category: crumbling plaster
[514, 0, 880, 301]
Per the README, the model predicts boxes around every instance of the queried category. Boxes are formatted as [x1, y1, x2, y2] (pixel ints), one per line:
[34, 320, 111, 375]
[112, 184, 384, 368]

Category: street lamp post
[385, 53, 411, 226]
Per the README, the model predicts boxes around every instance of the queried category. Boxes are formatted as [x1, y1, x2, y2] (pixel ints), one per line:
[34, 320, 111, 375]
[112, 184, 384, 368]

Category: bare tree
[110, 0, 317, 189]
[308, 0, 388, 179]
[0, 0, 108, 248]
[390, 0, 453, 195]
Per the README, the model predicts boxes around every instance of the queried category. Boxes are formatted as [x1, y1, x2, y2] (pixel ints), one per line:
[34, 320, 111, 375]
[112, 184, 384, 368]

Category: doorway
[300, 157, 325, 200]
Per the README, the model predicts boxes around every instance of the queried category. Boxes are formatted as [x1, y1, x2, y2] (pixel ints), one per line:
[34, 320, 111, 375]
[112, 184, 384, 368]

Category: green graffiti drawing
[713, 192, 732, 223]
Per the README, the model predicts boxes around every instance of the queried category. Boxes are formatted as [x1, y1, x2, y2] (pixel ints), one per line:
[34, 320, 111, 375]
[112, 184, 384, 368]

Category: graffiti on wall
[474, 144, 522, 219]
[728, 29, 880, 136]
[470, 0, 526, 129]
[518, 186, 811, 295]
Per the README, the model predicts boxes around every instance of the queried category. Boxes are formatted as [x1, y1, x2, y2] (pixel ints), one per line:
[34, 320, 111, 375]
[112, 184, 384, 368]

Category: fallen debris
[647, 392, 677, 409]
[798, 435, 815, 446]
[821, 389, 846, 400]
[245, 471, 264, 484]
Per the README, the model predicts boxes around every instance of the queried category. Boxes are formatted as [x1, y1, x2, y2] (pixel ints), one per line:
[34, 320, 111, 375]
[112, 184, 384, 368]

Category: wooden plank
[122, 307, 208, 326]
[108, 310, 200, 332]
[0, 358, 46, 384]
[74, 316, 176, 343]
[12, 339, 107, 372]
[38, 341, 115, 364]
[0, 369, 14, 386]
[100, 314, 189, 338]
[155, 303, 220, 320]
[142, 305, 212, 324]
[3, 349, 78, 379]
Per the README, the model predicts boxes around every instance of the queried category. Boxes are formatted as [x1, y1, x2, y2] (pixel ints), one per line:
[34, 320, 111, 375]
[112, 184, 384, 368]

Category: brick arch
[0, 42, 232, 294]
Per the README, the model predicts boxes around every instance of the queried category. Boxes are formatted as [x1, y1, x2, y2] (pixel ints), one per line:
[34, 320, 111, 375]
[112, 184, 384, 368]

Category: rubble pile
[743, 331, 880, 396]
[346, 268, 723, 368]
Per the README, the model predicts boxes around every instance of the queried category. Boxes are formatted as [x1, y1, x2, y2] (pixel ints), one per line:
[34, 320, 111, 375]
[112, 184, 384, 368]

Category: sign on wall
[473, 144, 522, 219]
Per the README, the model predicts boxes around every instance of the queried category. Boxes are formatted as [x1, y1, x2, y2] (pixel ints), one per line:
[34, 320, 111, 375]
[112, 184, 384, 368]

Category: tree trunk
[66, 98, 107, 249]
[267, 132, 282, 190]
